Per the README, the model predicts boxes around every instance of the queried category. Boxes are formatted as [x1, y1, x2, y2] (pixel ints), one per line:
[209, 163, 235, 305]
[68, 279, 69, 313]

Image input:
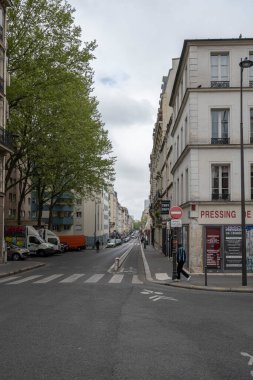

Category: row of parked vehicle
[106, 233, 137, 248]
[5, 225, 87, 261]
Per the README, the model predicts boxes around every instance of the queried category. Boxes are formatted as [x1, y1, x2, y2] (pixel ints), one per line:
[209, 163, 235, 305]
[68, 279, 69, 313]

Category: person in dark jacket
[176, 243, 191, 280]
[95, 240, 100, 252]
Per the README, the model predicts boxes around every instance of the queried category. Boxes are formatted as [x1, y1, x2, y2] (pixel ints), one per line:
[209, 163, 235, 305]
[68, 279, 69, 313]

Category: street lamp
[239, 57, 253, 286]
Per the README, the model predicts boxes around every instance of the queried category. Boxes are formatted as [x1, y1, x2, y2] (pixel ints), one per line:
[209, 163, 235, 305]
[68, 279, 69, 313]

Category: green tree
[6, 0, 115, 225]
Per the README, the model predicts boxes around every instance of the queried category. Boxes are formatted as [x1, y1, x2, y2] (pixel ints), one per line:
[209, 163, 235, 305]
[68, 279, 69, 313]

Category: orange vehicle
[58, 235, 86, 251]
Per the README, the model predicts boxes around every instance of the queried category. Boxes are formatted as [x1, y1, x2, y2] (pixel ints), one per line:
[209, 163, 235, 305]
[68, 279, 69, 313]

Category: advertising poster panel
[224, 225, 242, 269]
[206, 227, 221, 269]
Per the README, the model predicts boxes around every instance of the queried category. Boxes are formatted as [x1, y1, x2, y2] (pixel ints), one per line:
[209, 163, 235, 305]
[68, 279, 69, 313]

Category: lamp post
[239, 57, 253, 286]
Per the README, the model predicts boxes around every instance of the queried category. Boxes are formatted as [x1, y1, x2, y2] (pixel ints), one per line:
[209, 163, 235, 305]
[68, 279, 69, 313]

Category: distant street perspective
[0, 1, 253, 380]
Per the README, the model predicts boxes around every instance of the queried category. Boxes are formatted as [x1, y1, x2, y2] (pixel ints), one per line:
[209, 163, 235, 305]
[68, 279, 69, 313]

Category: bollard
[114, 257, 120, 271]
[205, 266, 207, 286]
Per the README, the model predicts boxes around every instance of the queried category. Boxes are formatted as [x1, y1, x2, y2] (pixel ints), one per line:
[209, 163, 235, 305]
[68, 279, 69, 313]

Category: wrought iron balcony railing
[211, 81, 230, 88]
[211, 137, 230, 144]
[0, 126, 15, 150]
[212, 192, 230, 201]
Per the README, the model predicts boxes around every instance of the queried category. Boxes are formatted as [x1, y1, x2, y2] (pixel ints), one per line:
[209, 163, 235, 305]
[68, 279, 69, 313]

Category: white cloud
[69, 0, 253, 218]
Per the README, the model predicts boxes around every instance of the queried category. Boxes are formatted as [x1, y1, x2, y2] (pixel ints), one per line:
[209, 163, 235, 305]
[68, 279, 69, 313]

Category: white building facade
[150, 38, 253, 273]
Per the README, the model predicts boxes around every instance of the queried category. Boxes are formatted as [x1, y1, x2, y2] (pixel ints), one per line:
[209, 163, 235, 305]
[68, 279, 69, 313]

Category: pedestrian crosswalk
[1, 272, 144, 286]
[0, 272, 172, 286]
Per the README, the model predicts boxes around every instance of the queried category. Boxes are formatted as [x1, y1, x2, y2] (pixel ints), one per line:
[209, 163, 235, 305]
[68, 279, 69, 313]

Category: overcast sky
[68, 0, 253, 220]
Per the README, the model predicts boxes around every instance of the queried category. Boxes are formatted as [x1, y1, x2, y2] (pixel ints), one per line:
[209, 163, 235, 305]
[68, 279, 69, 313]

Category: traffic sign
[171, 219, 182, 228]
[170, 206, 183, 219]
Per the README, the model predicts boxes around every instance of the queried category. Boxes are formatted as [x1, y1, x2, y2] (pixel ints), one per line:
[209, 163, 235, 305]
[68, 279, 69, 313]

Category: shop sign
[224, 225, 242, 269]
[160, 200, 171, 215]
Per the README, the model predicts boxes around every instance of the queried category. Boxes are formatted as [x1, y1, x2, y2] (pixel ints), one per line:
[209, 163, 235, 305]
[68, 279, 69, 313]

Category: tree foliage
[6, 0, 115, 225]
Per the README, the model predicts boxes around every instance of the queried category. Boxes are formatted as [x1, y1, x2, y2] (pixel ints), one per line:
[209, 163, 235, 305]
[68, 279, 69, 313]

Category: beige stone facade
[150, 38, 253, 273]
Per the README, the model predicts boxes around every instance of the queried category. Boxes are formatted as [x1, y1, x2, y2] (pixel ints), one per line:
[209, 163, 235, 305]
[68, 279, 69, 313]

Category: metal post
[240, 62, 247, 286]
[94, 201, 96, 249]
[172, 228, 178, 280]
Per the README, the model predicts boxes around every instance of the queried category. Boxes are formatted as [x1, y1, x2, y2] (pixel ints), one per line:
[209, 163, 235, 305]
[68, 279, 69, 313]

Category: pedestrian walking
[95, 239, 100, 252]
[176, 243, 191, 281]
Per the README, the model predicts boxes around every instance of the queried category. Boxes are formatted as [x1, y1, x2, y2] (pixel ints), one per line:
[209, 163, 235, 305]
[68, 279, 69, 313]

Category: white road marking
[60, 274, 85, 283]
[132, 275, 143, 284]
[140, 289, 178, 302]
[241, 352, 253, 377]
[7, 275, 43, 284]
[150, 295, 178, 302]
[241, 352, 253, 366]
[109, 274, 123, 283]
[85, 274, 104, 283]
[0, 276, 20, 283]
[155, 273, 171, 281]
[34, 274, 64, 283]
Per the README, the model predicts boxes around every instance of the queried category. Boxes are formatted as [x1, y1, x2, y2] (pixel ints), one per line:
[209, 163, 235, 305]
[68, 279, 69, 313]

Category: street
[0, 241, 252, 380]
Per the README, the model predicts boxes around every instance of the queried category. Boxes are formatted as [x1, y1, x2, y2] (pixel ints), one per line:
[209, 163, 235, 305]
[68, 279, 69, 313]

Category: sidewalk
[0, 259, 45, 278]
[142, 243, 253, 293]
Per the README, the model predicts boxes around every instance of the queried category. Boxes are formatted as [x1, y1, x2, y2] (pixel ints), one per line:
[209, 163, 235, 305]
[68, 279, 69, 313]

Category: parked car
[115, 238, 122, 246]
[7, 244, 30, 261]
[60, 243, 69, 252]
[106, 239, 116, 248]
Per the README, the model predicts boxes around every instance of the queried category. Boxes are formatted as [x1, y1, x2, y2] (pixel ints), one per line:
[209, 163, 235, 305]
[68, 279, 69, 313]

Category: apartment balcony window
[250, 109, 253, 143]
[251, 165, 253, 200]
[212, 165, 230, 201]
[211, 137, 230, 144]
[211, 109, 229, 144]
[212, 192, 230, 201]
[211, 81, 230, 88]
[250, 53, 253, 87]
[211, 53, 229, 87]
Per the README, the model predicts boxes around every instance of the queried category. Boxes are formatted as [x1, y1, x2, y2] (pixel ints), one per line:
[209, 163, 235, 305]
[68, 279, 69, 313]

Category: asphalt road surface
[0, 240, 252, 380]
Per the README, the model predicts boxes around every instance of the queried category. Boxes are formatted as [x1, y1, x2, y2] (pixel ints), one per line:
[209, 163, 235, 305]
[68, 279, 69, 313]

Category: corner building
[150, 38, 253, 273]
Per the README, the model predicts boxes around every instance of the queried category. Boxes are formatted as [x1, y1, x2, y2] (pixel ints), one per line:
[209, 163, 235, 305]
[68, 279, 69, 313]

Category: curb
[141, 248, 253, 293]
[162, 282, 253, 293]
[0, 262, 46, 279]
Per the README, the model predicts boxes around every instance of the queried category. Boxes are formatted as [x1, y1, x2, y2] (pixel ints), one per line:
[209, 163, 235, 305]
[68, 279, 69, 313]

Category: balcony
[250, 80, 253, 88]
[211, 137, 230, 145]
[0, 126, 15, 152]
[212, 192, 230, 201]
[211, 81, 230, 88]
[52, 217, 73, 225]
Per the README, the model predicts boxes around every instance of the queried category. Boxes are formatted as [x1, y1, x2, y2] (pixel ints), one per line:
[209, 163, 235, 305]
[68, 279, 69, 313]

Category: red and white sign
[170, 206, 183, 219]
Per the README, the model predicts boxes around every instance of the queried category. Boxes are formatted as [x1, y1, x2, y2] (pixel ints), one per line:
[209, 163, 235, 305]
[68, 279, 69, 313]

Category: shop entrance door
[206, 227, 221, 269]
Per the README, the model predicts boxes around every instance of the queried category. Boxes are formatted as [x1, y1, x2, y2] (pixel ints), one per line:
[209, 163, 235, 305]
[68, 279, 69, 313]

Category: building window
[211, 53, 229, 87]
[250, 109, 253, 143]
[181, 174, 184, 204]
[185, 169, 189, 202]
[185, 117, 188, 145]
[76, 199, 82, 205]
[181, 127, 183, 153]
[76, 211, 82, 218]
[250, 53, 253, 87]
[251, 164, 253, 200]
[211, 165, 230, 200]
[211, 109, 230, 144]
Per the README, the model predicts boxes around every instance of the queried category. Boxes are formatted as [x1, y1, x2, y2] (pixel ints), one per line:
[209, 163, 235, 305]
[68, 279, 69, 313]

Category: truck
[4, 225, 55, 257]
[58, 235, 86, 251]
[38, 228, 61, 253]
